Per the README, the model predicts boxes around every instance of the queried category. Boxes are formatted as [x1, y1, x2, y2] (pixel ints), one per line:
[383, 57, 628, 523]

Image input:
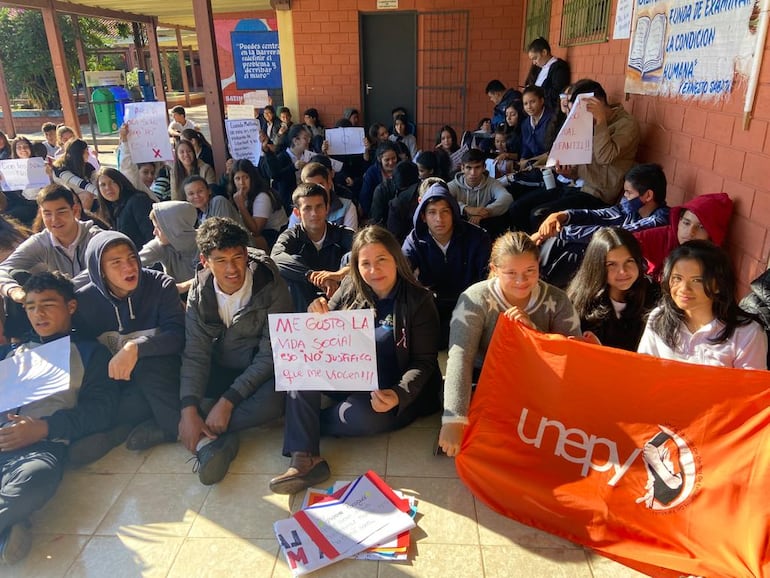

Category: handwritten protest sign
[613, 0, 634, 39]
[547, 93, 594, 167]
[0, 337, 70, 414]
[227, 104, 256, 120]
[0, 157, 49, 192]
[268, 310, 378, 391]
[325, 127, 365, 155]
[225, 119, 262, 165]
[124, 102, 174, 164]
[243, 90, 270, 108]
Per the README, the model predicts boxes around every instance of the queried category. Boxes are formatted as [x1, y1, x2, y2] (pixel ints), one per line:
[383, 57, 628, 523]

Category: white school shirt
[214, 268, 253, 328]
[637, 307, 768, 370]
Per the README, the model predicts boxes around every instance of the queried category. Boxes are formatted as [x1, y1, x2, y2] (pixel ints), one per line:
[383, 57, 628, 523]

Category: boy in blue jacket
[0, 272, 118, 565]
[74, 231, 184, 451]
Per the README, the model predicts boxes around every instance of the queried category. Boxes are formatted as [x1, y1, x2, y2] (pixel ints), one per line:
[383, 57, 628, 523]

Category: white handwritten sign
[0, 157, 49, 192]
[613, 0, 634, 39]
[268, 310, 378, 391]
[547, 93, 594, 167]
[0, 337, 70, 414]
[225, 119, 262, 165]
[227, 104, 257, 120]
[243, 90, 271, 108]
[124, 102, 174, 164]
[325, 127, 366, 156]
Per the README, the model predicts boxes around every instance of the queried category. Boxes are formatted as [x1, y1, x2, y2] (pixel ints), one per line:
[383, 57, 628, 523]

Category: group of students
[1, 64, 770, 566]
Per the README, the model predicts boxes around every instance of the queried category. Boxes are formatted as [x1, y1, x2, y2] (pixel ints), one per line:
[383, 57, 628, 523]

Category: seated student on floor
[289, 160, 358, 230]
[740, 268, 770, 368]
[370, 160, 420, 226]
[637, 240, 767, 369]
[567, 228, 657, 351]
[0, 272, 119, 565]
[74, 232, 184, 452]
[510, 78, 640, 233]
[271, 183, 354, 312]
[534, 162, 670, 287]
[269, 226, 442, 495]
[438, 231, 582, 457]
[634, 192, 732, 281]
[402, 181, 491, 348]
[184, 175, 242, 227]
[447, 148, 513, 239]
[517, 85, 556, 170]
[138, 201, 199, 294]
[179, 218, 291, 486]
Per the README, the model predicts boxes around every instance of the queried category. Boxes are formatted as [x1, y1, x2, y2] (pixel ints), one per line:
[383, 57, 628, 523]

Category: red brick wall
[518, 2, 770, 295]
[290, 0, 526, 149]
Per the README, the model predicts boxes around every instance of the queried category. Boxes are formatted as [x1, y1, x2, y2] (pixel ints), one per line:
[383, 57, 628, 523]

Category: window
[560, 0, 610, 46]
[523, 0, 552, 49]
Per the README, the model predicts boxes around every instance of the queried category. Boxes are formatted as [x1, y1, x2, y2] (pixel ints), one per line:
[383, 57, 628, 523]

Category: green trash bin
[91, 87, 118, 134]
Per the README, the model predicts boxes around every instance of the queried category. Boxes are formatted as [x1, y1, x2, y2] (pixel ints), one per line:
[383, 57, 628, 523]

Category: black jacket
[330, 278, 442, 415]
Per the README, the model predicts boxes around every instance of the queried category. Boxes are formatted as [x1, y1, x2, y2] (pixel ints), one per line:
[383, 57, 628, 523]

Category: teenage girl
[637, 240, 767, 369]
[439, 231, 582, 456]
[567, 227, 656, 351]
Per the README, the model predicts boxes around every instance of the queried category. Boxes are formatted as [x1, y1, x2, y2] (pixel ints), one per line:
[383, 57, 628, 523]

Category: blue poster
[231, 30, 282, 89]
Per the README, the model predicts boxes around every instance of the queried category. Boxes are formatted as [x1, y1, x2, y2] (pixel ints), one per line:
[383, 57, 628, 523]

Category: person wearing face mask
[531, 163, 669, 288]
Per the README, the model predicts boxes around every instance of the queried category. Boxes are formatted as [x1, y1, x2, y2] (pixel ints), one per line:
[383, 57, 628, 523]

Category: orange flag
[456, 316, 770, 577]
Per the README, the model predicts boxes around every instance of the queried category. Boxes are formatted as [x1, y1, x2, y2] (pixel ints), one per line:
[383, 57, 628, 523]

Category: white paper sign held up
[268, 310, 378, 391]
[124, 102, 175, 164]
[547, 92, 594, 167]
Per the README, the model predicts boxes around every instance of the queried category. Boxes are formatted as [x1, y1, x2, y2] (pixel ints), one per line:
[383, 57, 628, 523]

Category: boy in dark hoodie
[402, 182, 491, 347]
[179, 218, 291, 485]
[74, 231, 184, 451]
[0, 272, 118, 565]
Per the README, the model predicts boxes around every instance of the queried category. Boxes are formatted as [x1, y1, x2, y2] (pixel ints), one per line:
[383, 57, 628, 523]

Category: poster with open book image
[628, 12, 667, 82]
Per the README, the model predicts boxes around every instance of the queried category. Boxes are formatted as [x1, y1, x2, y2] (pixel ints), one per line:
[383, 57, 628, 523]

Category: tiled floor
[5, 413, 649, 578]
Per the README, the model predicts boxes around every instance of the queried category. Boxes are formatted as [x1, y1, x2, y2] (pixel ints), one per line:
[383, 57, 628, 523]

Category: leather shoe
[269, 452, 330, 495]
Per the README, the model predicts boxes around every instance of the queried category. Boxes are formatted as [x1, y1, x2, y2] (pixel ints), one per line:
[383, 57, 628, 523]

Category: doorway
[359, 12, 417, 131]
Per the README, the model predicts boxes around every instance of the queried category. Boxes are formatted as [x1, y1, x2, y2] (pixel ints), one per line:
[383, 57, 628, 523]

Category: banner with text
[268, 310, 378, 391]
[456, 317, 770, 577]
[124, 102, 174, 163]
[232, 30, 282, 90]
[625, 0, 756, 98]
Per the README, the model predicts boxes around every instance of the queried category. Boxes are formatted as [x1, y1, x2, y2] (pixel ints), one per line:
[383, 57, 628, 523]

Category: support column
[175, 27, 191, 106]
[189, 47, 199, 90]
[0, 55, 16, 138]
[41, 0, 80, 135]
[146, 18, 167, 106]
[191, 0, 226, 176]
[132, 22, 148, 72]
[161, 49, 172, 91]
[275, 9, 298, 113]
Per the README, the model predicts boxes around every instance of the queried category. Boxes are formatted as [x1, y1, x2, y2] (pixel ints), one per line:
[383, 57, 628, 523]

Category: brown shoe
[269, 452, 331, 495]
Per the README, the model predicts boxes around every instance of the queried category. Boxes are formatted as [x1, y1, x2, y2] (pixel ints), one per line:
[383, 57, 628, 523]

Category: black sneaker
[0, 521, 31, 565]
[193, 433, 240, 486]
[126, 420, 175, 451]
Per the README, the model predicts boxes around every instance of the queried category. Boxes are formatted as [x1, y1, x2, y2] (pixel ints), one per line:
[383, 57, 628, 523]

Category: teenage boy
[168, 106, 196, 139]
[74, 232, 184, 451]
[0, 185, 103, 303]
[485, 80, 523, 127]
[179, 218, 291, 485]
[0, 185, 103, 340]
[285, 161, 357, 229]
[0, 272, 118, 565]
[271, 183, 354, 312]
[41, 122, 58, 157]
[447, 148, 512, 238]
[533, 163, 670, 287]
[402, 181, 491, 347]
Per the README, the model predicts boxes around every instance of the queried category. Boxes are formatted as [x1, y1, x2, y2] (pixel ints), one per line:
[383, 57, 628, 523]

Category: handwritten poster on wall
[232, 30, 282, 89]
[625, 0, 757, 98]
[268, 310, 378, 391]
[124, 102, 174, 163]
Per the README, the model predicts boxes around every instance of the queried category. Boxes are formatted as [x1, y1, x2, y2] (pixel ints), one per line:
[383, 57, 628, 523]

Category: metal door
[360, 12, 417, 129]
